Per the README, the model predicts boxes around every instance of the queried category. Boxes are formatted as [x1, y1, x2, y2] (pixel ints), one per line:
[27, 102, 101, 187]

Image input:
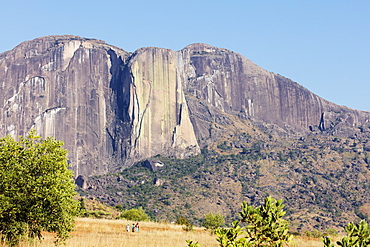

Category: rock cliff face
[180, 43, 369, 135]
[0, 36, 368, 176]
[0, 36, 134, 176]
[0, 36, 200, 176]
[121, 47, 199, 163]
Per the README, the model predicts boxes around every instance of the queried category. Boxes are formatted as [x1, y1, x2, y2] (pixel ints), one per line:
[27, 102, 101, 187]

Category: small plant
[239, 197, 292, 246]
[323, 220, 370, 247]
[175, 216, 193, 231]
[305, 229, 325, 238]
[202, 212, 225, 232]
[183, 223, 194, 232]
[176, 216, 191, 226]
[215, 196, 292, 246]
[325, 228, 338, 237]
[216, 220, 249, 247]
[115, 204, 124, 211]
[186, 240, 201, 247]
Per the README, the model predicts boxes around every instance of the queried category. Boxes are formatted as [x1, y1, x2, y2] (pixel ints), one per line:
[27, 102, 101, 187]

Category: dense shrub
[119, 207, 150, 221]
[202, 213, 225, 232]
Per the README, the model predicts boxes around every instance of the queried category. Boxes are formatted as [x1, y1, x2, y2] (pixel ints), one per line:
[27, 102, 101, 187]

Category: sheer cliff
[0, 35, 199, 177]
[180, 43, 369, 137]
[0, 36, 369, 177]
[121, 47, 199, 164]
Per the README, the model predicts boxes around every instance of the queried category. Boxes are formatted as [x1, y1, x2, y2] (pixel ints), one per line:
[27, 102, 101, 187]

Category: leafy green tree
[0, 131, 79, 246]
[215, 196, 292, 247]
[323, 220, 370, 247]
[203, 212, 225, 232]
[120, 207, 150, 221]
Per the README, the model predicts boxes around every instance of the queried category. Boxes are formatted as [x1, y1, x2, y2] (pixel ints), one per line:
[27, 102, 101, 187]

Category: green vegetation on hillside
[79, 119, 370, 232]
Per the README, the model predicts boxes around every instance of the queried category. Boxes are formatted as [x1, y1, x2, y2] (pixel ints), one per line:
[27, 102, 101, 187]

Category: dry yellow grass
[7, 218, 330, 247]
[10, 218, 218, 247]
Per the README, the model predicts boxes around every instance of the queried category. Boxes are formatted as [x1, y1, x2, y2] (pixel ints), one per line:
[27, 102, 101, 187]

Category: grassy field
[9, 218, 331, 247]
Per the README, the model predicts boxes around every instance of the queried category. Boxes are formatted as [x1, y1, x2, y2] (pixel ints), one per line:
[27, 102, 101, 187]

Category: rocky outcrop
[0, 35, 199, 177]
[0, 36, 369, 177]
[0, 35, 130, 176]
[180, 43, 370, 135]
[122, 47, 200, 163]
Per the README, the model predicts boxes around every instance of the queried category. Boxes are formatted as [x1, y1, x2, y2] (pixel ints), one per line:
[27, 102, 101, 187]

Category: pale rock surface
[179, 43, 370, 135]
[0, 36, 200, 176]
[122, 47, 200, 162]
[0, 36, 369, 177]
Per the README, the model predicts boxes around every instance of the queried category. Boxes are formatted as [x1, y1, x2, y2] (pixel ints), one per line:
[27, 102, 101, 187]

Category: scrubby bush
[176, 216, 191, 226]
[176, 216, 194, 231]
[305, 229, 326, 238]
[220, 196, 292, 246]
[189, 196, 292, 247]
[119, 207, 150, 221]
[323, 220, 370, 247]
[202, 212, 225, 232]
[183, 223, 194, 232]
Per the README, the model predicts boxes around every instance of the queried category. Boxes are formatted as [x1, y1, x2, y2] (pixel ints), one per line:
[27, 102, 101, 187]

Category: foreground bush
[187, 196, 292, 247]
[323, 220, 370, 247]
[217, 196, 292, 246]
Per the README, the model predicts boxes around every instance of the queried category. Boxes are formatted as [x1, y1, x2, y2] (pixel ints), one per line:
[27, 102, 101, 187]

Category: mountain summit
[0, 35, 368, 177]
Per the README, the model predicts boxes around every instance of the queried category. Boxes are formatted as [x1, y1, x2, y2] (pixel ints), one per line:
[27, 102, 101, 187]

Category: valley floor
[7, 218, 333, 247]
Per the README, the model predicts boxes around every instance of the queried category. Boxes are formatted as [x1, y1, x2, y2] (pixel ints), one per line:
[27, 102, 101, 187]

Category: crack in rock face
[0, 36, 369, 177]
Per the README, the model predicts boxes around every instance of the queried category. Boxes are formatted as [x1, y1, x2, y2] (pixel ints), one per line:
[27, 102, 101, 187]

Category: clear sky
[1, 0, 369, 111]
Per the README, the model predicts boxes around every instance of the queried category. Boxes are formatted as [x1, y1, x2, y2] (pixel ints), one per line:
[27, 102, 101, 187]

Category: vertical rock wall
[123, 47, 200, 162]
[0, 36, 200, 177]
[0, 36, 369, 177]
[179, 43, 370, 133]
[0, 36, 132, 176]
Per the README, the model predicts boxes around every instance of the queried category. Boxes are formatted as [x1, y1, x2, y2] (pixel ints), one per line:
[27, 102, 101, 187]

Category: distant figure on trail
[132, 223, 135, 232]
[126, 224, 130, 232]
[135, 222, 139, 232]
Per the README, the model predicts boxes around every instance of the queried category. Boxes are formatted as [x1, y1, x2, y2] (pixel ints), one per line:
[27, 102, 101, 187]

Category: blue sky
[1, 0, 369, 111]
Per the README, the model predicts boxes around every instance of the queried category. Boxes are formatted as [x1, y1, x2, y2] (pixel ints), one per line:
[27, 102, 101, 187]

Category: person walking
[135, 222, 139, 232]
[126, 223, 130, 232]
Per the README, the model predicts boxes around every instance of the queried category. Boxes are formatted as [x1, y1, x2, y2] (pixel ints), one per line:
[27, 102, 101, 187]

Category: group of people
[126, 222, 139, 232]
